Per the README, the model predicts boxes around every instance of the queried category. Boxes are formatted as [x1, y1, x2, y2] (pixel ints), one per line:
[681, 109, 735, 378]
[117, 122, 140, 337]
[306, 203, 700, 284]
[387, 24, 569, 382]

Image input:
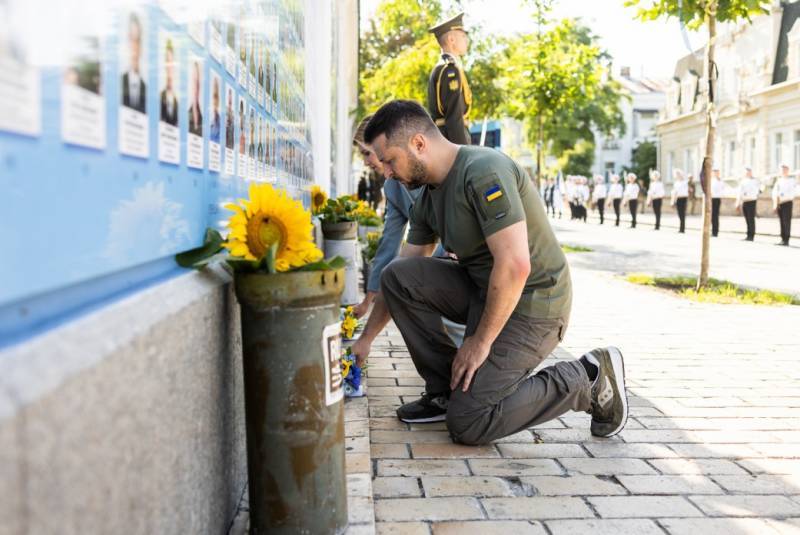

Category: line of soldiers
[543, 165, 797, 245]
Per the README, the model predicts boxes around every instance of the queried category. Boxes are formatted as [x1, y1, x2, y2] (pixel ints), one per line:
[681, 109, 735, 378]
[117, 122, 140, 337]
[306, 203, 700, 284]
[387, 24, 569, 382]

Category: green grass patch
[561, 244, 593, 253]
[625, 273, 800, 306]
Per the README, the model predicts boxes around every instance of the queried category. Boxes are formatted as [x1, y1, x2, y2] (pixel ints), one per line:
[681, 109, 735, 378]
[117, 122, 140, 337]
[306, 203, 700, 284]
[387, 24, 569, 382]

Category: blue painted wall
[0, 0, 313, 344]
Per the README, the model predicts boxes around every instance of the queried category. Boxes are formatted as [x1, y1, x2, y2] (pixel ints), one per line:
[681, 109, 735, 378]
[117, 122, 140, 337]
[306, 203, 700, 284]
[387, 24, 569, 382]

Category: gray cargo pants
[381, 256, 592, 445]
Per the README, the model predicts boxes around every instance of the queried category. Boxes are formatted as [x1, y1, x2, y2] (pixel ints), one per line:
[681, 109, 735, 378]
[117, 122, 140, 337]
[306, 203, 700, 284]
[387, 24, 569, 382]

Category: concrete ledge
[0, 265, 247, 534]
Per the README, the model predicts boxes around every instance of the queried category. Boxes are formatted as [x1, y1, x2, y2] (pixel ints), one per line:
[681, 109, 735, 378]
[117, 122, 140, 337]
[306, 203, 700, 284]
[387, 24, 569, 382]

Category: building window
[684, 148, 695, 177]
[749, 137, 756, 169]
[727, 140, 735, 176]
[794, 130, 800, 171]
[668, 151, 675, 182]
[774, 132, 784, 170]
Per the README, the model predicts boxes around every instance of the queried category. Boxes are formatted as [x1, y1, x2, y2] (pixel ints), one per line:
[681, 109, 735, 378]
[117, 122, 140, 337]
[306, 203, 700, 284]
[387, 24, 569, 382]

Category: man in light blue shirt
[352, 115, 420, 318]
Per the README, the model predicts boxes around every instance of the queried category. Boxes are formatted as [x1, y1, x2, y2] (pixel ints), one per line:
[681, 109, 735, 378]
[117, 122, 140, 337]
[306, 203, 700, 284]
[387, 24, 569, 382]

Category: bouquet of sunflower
[176, 183, 344, 273]
[340, 306, 360, 339]
[352, 201, 382, 228]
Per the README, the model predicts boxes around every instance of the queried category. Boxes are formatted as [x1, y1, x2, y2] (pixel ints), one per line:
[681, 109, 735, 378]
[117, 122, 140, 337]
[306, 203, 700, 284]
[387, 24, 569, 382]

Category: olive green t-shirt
[407, 145, 572, 319]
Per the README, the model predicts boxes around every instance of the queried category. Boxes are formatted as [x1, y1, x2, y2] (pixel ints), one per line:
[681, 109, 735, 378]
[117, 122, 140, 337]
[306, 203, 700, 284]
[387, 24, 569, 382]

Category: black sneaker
[396, 392, 448, 423]
[588, 347, 628, 437]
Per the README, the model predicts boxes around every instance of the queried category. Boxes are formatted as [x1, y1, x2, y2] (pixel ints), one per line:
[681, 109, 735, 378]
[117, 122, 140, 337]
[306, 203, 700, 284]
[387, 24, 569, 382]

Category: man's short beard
[406, 152, 427, 190]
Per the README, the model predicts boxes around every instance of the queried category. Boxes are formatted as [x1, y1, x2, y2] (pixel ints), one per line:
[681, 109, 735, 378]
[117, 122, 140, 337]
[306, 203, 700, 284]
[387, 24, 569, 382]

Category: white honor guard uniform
[608, 174, 623, 227]
[772, 164, 797, 246]
[710, 168, 725, 237]
[592, 174, 608, 225]
[671, 170, 689, 233]
[623, 174, 640, 228]
[647, 170, 665, 230]
[736, 167, 760, 241]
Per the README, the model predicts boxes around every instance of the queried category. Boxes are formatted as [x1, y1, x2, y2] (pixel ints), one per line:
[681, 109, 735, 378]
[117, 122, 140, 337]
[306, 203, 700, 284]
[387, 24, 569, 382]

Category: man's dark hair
[363, 100, 438, 146]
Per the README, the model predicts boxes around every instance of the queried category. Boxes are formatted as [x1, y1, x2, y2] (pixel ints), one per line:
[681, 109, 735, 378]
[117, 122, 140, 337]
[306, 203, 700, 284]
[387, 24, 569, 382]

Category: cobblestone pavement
[552, 217, 800, 297]
[363, 235, 800, 534]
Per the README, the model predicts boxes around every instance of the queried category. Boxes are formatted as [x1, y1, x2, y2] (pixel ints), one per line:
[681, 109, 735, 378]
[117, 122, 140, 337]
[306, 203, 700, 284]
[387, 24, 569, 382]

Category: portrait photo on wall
[225, 18, 236, 75]
[0, 0, 42, 137]
[61, 34, 105, 149]
[119, 10, 148, 158]
[224, 83, 235, 176]
[208, 70, 222, 173]
[186, 56, 204, 170]
[158, 31, 180, 165]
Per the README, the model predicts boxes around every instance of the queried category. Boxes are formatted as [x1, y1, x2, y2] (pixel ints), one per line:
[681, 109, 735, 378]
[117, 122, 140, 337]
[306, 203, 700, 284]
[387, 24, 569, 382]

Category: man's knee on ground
[446, 402, 493, 446]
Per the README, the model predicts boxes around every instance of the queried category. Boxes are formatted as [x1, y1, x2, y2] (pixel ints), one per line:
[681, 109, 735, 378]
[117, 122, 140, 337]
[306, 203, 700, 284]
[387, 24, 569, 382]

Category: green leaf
[295, 255, 347, 272]
[175, 228, 224, 269]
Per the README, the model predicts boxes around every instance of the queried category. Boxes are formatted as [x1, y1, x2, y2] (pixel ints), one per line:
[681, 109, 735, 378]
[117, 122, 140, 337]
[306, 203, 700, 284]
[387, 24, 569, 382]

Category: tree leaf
[175, 228, 224, 268]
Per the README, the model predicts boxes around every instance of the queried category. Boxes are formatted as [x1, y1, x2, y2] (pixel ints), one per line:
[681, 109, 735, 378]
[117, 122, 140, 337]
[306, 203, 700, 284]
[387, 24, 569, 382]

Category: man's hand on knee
[450, 336, 491, 393]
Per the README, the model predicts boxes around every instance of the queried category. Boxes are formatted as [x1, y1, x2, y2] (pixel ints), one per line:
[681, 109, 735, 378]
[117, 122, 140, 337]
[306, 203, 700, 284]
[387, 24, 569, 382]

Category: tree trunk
[536, 114, 544, 190]
[698, 6, 716, 290]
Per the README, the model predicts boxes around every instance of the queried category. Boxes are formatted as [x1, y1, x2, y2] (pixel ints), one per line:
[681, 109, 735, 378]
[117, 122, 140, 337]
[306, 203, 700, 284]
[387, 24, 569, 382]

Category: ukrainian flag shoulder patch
[484, 184, 503, 202]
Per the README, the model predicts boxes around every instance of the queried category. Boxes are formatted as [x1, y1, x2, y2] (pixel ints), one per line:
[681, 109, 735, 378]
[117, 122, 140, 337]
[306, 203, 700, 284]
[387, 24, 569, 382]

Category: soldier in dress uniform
[735, 166, 760, 241]
[623, 173, 640, 228]
[592, 174, 607, 225]
[608, 174, 623, 226]
[427, 12, 472, 145]
[671, 169, 689, 233]
[647, 170, 665, 230]
[772, 163, 797, 246]
[710, 167, 725, 237]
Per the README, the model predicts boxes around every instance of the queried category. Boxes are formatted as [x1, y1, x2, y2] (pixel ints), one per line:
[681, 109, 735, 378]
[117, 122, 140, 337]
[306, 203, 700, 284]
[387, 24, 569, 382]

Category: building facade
[657, 0, 800, 200]
[592, 67, 668, 177]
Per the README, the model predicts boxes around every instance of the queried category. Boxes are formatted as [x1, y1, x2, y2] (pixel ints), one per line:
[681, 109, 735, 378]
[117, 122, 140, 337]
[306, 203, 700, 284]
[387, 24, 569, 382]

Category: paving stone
[496, 443, 587, 458]
[373, 477, 422, 498]
[546, 519, 664, 535]
[376, 523, 430, 535]
[348, 473, 373, 497]
[560, 457, 658, 475]
[712, 475, 800, 495]
[347, 436, 371, 454]
[411, 443, 499, 459]
[375, 497, 483, 522]
[617, 475, 725, 494]
[648, 458, 748, 475]
[588, 496, 704, 518]
[372, 444, 410, 459]
[481, 497, 593, 520]
[371, 430, 453, 444]
[689, 495, 800, 517]
[349, 496, 376, 524]
[370, 418, 408, 430]
[520, 475, 627, 496]
[666, 443, 761, 459]
[348, 453, 371, 474]
[491, 430, 535, 443]
[468, 458, 563, 476]
[422, 476, 513, 497]
[737, 459, 800, 475]
[584, 442, 679, 458]
[432, 521, 546, 535]
[377, 460, 470, 477]
[659, 518, 784, 535]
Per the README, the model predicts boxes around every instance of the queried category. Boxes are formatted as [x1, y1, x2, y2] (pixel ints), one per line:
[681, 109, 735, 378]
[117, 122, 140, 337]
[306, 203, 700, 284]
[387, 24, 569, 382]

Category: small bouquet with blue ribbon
[341, 347, 364, 398]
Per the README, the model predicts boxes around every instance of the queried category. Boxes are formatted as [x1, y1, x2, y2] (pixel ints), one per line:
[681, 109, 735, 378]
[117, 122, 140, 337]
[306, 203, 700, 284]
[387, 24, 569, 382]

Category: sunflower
[311, 185, 328, 215]
[223, 183, 323, 271]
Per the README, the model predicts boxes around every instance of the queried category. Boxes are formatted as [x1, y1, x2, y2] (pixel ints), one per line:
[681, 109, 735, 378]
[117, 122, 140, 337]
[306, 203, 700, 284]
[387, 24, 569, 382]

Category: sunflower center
[246, 211, 287, 259]
[314, 193, 325, 206]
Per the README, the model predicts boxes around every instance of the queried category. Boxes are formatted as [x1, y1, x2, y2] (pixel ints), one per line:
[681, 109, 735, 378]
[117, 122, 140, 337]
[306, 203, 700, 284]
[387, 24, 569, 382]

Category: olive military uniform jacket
[427, 53, 472, 145]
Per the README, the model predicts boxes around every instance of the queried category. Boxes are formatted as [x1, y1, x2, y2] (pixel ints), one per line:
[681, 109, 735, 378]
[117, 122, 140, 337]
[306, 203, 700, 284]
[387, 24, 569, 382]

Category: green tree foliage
[359, 0, 503, 119]
[500, 19, 626, 175]
[627, 140, 658, 190]
[560, 140, 596, 177]
[624, 0, 768, 29]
